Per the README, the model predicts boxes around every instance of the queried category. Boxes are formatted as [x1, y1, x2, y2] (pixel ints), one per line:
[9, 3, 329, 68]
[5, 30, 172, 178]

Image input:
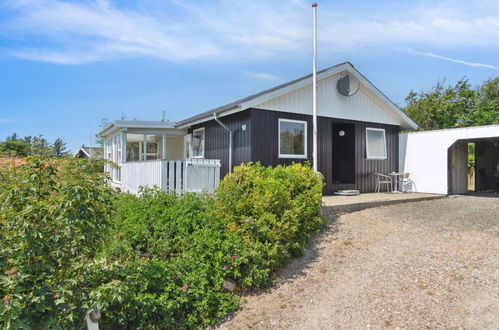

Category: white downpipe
[213, 113, 233, 173]
[312, 2, 318, 172]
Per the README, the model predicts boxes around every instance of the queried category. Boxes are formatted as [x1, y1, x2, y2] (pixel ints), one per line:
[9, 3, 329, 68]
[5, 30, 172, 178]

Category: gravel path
[217, 195, 499, 329]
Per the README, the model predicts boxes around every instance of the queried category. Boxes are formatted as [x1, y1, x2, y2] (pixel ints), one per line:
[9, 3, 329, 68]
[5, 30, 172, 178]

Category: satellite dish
[337, 74, 359, 96]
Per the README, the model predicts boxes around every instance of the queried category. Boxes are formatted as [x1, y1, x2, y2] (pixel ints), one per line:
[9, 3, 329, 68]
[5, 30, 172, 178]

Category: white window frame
[278, 118, 308, 159]
[191, 128, 205, 159]
[365, 127, 387, 160]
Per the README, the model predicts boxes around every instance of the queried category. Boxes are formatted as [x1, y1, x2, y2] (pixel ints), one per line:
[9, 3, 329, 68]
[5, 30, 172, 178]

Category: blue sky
[1, 0, 498, 152]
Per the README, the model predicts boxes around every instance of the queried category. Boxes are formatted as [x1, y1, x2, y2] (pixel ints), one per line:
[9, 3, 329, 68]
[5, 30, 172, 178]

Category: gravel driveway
[217, 195, 499, 329]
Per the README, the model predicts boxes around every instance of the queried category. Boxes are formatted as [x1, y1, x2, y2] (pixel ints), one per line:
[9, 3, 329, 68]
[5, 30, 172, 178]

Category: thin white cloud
[404, 49, 498, 69]
[245, 71, 280, 81]
[0, 118, 14, 123]
[1, 0, 498, 64]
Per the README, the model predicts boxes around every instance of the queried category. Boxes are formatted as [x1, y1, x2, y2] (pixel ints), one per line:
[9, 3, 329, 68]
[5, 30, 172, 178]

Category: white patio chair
[398, 172, 416, 193]
[374, 173, 393, 193]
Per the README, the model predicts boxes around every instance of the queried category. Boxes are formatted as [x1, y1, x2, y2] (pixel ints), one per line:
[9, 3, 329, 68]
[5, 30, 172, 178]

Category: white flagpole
[312, 2, 318, 171]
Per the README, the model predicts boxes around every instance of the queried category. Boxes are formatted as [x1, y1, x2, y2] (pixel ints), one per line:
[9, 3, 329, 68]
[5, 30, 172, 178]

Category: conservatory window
[145, 135, 162, 160]
[278, 119, 307, 158]
[366, 128, 387, 159]
[126, 134, 144, 161]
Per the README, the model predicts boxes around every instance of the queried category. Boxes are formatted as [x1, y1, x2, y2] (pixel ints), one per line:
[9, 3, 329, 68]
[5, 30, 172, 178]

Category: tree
[52, 138, 70, 157]
[403, 77, 499, 131]
[6, 133, 19, 141]
[0, 139, 29, 157]
[31, 135, 52, 157]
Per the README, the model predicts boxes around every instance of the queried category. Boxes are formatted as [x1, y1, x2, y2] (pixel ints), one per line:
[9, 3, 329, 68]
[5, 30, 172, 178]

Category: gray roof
[112, 120, 176, 128]
[76, 146, 103, 158]
[175, 62, 350, 127]
[97, 120, 177, 137]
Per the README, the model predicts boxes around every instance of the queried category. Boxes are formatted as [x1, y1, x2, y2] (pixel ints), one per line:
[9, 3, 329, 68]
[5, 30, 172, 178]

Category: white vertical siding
[254, 72, 399, 125]
[399, 125, 499, 194]
[184, 159, 221, 193]
[120, 159, 221, 194]
[121, 160, 163, 194]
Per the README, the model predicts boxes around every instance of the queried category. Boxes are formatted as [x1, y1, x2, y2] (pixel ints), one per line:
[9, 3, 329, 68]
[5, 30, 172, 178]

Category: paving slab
[322, 192, 446, 213]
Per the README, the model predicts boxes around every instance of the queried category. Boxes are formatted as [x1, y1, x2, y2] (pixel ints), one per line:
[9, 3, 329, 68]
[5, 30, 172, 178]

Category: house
[98, 62, 419, 195]
[400, 125, 499, 194]
[75, 145, 104, 159]
[176, 62, 418, 195]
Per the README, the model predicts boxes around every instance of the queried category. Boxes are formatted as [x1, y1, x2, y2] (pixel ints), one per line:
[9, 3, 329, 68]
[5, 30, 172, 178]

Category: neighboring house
[75, 146, 104, 159]
[97, 62, 419, 195]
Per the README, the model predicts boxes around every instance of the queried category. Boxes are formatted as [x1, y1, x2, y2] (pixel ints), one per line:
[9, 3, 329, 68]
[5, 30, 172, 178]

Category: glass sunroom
[97, 120, 220, 194]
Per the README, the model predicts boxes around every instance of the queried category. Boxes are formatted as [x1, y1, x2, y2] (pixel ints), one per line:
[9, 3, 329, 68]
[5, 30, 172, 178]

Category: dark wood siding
[250, 108, 399, 194]
[189, 110, 252, 178]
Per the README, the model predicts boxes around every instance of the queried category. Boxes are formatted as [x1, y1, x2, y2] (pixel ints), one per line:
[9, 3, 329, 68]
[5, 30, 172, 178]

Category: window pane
[280, 121, 305, 156]
[126, 134, 143, 161]
[366, 129, 386, 159]
[192, 129, 204, 158]
[146, 135, 161, 160]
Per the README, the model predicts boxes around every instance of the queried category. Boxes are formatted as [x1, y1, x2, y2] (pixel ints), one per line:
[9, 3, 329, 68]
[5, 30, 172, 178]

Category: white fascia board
[79, 148, 91, 157]
[349, 68, 418, 131]
[96, 122, 117, 138]
[175, 106, 242, 129]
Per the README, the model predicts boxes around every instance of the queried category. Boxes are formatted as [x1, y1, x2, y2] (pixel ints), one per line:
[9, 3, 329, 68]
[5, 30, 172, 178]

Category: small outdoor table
[389, 172, 408, 193]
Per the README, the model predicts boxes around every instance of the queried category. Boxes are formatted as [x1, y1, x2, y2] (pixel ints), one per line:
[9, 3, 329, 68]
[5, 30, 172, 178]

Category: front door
[332, 123, 356, 185]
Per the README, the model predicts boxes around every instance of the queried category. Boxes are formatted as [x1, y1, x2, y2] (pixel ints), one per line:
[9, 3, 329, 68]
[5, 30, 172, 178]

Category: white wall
[399, 125, 499, 194]
[166, 136, 184, 160]
[254, 71, 400, 127]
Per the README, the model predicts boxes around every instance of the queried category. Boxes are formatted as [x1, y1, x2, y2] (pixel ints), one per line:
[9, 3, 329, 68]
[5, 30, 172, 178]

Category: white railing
[184, 158, 221, 193]
[119, 159, 220, 194]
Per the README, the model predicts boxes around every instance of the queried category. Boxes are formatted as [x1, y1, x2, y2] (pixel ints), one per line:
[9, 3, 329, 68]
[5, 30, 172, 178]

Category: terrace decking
[322, 192, 446, 213]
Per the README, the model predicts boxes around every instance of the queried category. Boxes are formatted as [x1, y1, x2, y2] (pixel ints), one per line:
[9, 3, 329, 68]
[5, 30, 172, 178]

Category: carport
[399, 125, 499, 195]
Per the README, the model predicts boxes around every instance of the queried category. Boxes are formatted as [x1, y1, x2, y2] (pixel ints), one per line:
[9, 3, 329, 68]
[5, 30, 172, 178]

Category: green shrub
[1, 161, 324, 329]
[0, 157, 113, 329]
[214, 162, 325, 287]
[93, 189, 241, 329]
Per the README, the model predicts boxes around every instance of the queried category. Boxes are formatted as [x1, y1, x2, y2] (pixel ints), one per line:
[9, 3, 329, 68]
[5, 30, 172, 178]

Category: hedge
[1, 160, 324, 329]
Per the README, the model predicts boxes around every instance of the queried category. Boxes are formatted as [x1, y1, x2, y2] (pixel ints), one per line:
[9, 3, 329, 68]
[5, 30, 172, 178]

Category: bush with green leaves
[215, 162, 325, 287]
[92, 189, 242, 329]
[1, 160, 324, 329]
[0, 157, 113, 329]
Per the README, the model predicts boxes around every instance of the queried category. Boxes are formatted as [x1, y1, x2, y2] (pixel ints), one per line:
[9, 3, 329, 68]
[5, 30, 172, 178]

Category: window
[106, 139, 112, 160]
[366, 128, 387, 159]
[192, 128, 205, 158]
[278, 119, 307, 158]
[145, 135, 162, 160]
[126, 134, 143, 161]
[125, 134, 163, 161]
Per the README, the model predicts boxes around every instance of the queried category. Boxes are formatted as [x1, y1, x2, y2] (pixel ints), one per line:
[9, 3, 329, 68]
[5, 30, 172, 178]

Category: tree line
[402, 77, 498, 130]
[0, 133, 71, 157]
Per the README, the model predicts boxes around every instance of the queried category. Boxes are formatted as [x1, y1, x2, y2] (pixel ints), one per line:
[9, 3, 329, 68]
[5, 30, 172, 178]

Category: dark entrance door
[332, 123, 355, 185]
